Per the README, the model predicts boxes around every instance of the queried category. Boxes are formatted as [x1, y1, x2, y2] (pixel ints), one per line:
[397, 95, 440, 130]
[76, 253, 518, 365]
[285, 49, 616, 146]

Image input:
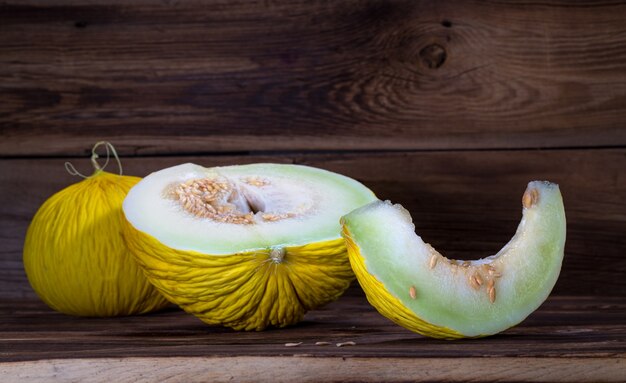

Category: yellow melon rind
[124, 221, 354, 331]
[23, 171, 169, 317]
[342, 225, 467, 340]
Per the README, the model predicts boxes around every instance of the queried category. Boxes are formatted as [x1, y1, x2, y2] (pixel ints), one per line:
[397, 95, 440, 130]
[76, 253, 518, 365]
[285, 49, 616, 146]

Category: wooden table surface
[2, 1, 625, 381]
[2, 289, 625, 382]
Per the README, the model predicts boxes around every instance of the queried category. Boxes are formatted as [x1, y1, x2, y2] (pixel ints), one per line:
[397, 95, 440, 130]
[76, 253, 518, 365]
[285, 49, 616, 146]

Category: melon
[23, 142, 169, 316]
[341, 181, 566, 339]
[122, 163, 376, 330]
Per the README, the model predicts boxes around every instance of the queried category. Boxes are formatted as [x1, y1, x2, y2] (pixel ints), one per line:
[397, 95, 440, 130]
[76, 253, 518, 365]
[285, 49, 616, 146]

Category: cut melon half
[341, 181, 566, 339]
[123, 163, 376, 330]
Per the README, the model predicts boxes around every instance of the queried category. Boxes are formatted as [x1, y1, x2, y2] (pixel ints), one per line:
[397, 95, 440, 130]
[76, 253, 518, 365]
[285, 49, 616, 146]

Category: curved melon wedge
[341, 181, 566, 339]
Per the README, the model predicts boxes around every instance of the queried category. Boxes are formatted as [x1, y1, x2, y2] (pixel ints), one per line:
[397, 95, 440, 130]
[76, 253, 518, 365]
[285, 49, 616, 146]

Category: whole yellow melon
[23, 142, 169, 316]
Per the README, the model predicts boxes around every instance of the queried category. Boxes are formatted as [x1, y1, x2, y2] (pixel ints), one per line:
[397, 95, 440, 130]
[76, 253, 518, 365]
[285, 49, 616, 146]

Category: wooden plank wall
[1, 0, 625, 300]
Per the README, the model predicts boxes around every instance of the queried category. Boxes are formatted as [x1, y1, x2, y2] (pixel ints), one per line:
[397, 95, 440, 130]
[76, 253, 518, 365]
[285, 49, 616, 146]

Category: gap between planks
[2, 145, 626, 160]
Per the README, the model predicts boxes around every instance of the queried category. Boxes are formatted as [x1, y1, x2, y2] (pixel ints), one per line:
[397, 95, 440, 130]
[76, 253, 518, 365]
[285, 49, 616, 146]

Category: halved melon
[123, 163, 376, 330]
[341, 181, 566, 339]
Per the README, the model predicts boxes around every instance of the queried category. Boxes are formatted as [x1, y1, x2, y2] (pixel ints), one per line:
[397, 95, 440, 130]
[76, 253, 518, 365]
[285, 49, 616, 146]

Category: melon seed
[522, 188, 539, 209]
[409, 285, 417, 299]
[429, 254, 438, 269]
[489, 286, 496, 303]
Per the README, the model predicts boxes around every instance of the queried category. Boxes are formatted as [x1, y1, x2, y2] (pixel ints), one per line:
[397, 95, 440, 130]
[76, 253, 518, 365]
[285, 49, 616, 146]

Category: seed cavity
[171, 177, 303, 224]
[315, 341, 331, 346]
[522, 188, 539, 209]
[409, 285, 417, 299]
[172, 178, 255, 224]
[285, 342, 302, 347]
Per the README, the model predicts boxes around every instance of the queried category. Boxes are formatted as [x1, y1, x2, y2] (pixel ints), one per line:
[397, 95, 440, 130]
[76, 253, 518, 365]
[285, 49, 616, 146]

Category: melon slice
[123, 163, 376, 330]
[341, 181, 566, 339]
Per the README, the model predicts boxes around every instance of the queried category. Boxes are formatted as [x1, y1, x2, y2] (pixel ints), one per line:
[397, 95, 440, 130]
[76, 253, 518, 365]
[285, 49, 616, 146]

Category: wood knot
[419, 44, 447, 69]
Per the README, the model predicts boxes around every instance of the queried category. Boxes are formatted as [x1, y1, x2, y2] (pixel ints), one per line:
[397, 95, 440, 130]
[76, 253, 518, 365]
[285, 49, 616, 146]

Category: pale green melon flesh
[341, 181, 566, 337]
[123, 163, 377, 254]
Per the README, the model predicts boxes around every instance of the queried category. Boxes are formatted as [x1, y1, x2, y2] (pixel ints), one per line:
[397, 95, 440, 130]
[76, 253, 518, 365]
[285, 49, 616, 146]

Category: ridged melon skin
[124, 223, 354, 330]
[23, 171, 169, 317]
[341, 181, 566, 339]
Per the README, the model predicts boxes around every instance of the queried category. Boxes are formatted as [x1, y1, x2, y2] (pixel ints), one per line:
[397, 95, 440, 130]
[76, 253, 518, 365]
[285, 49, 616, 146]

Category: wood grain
[1, 149, 625, 299]
[2, 357, 625, 383]
[1, 0, 626, 156]
[1, 294, 625, 363]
